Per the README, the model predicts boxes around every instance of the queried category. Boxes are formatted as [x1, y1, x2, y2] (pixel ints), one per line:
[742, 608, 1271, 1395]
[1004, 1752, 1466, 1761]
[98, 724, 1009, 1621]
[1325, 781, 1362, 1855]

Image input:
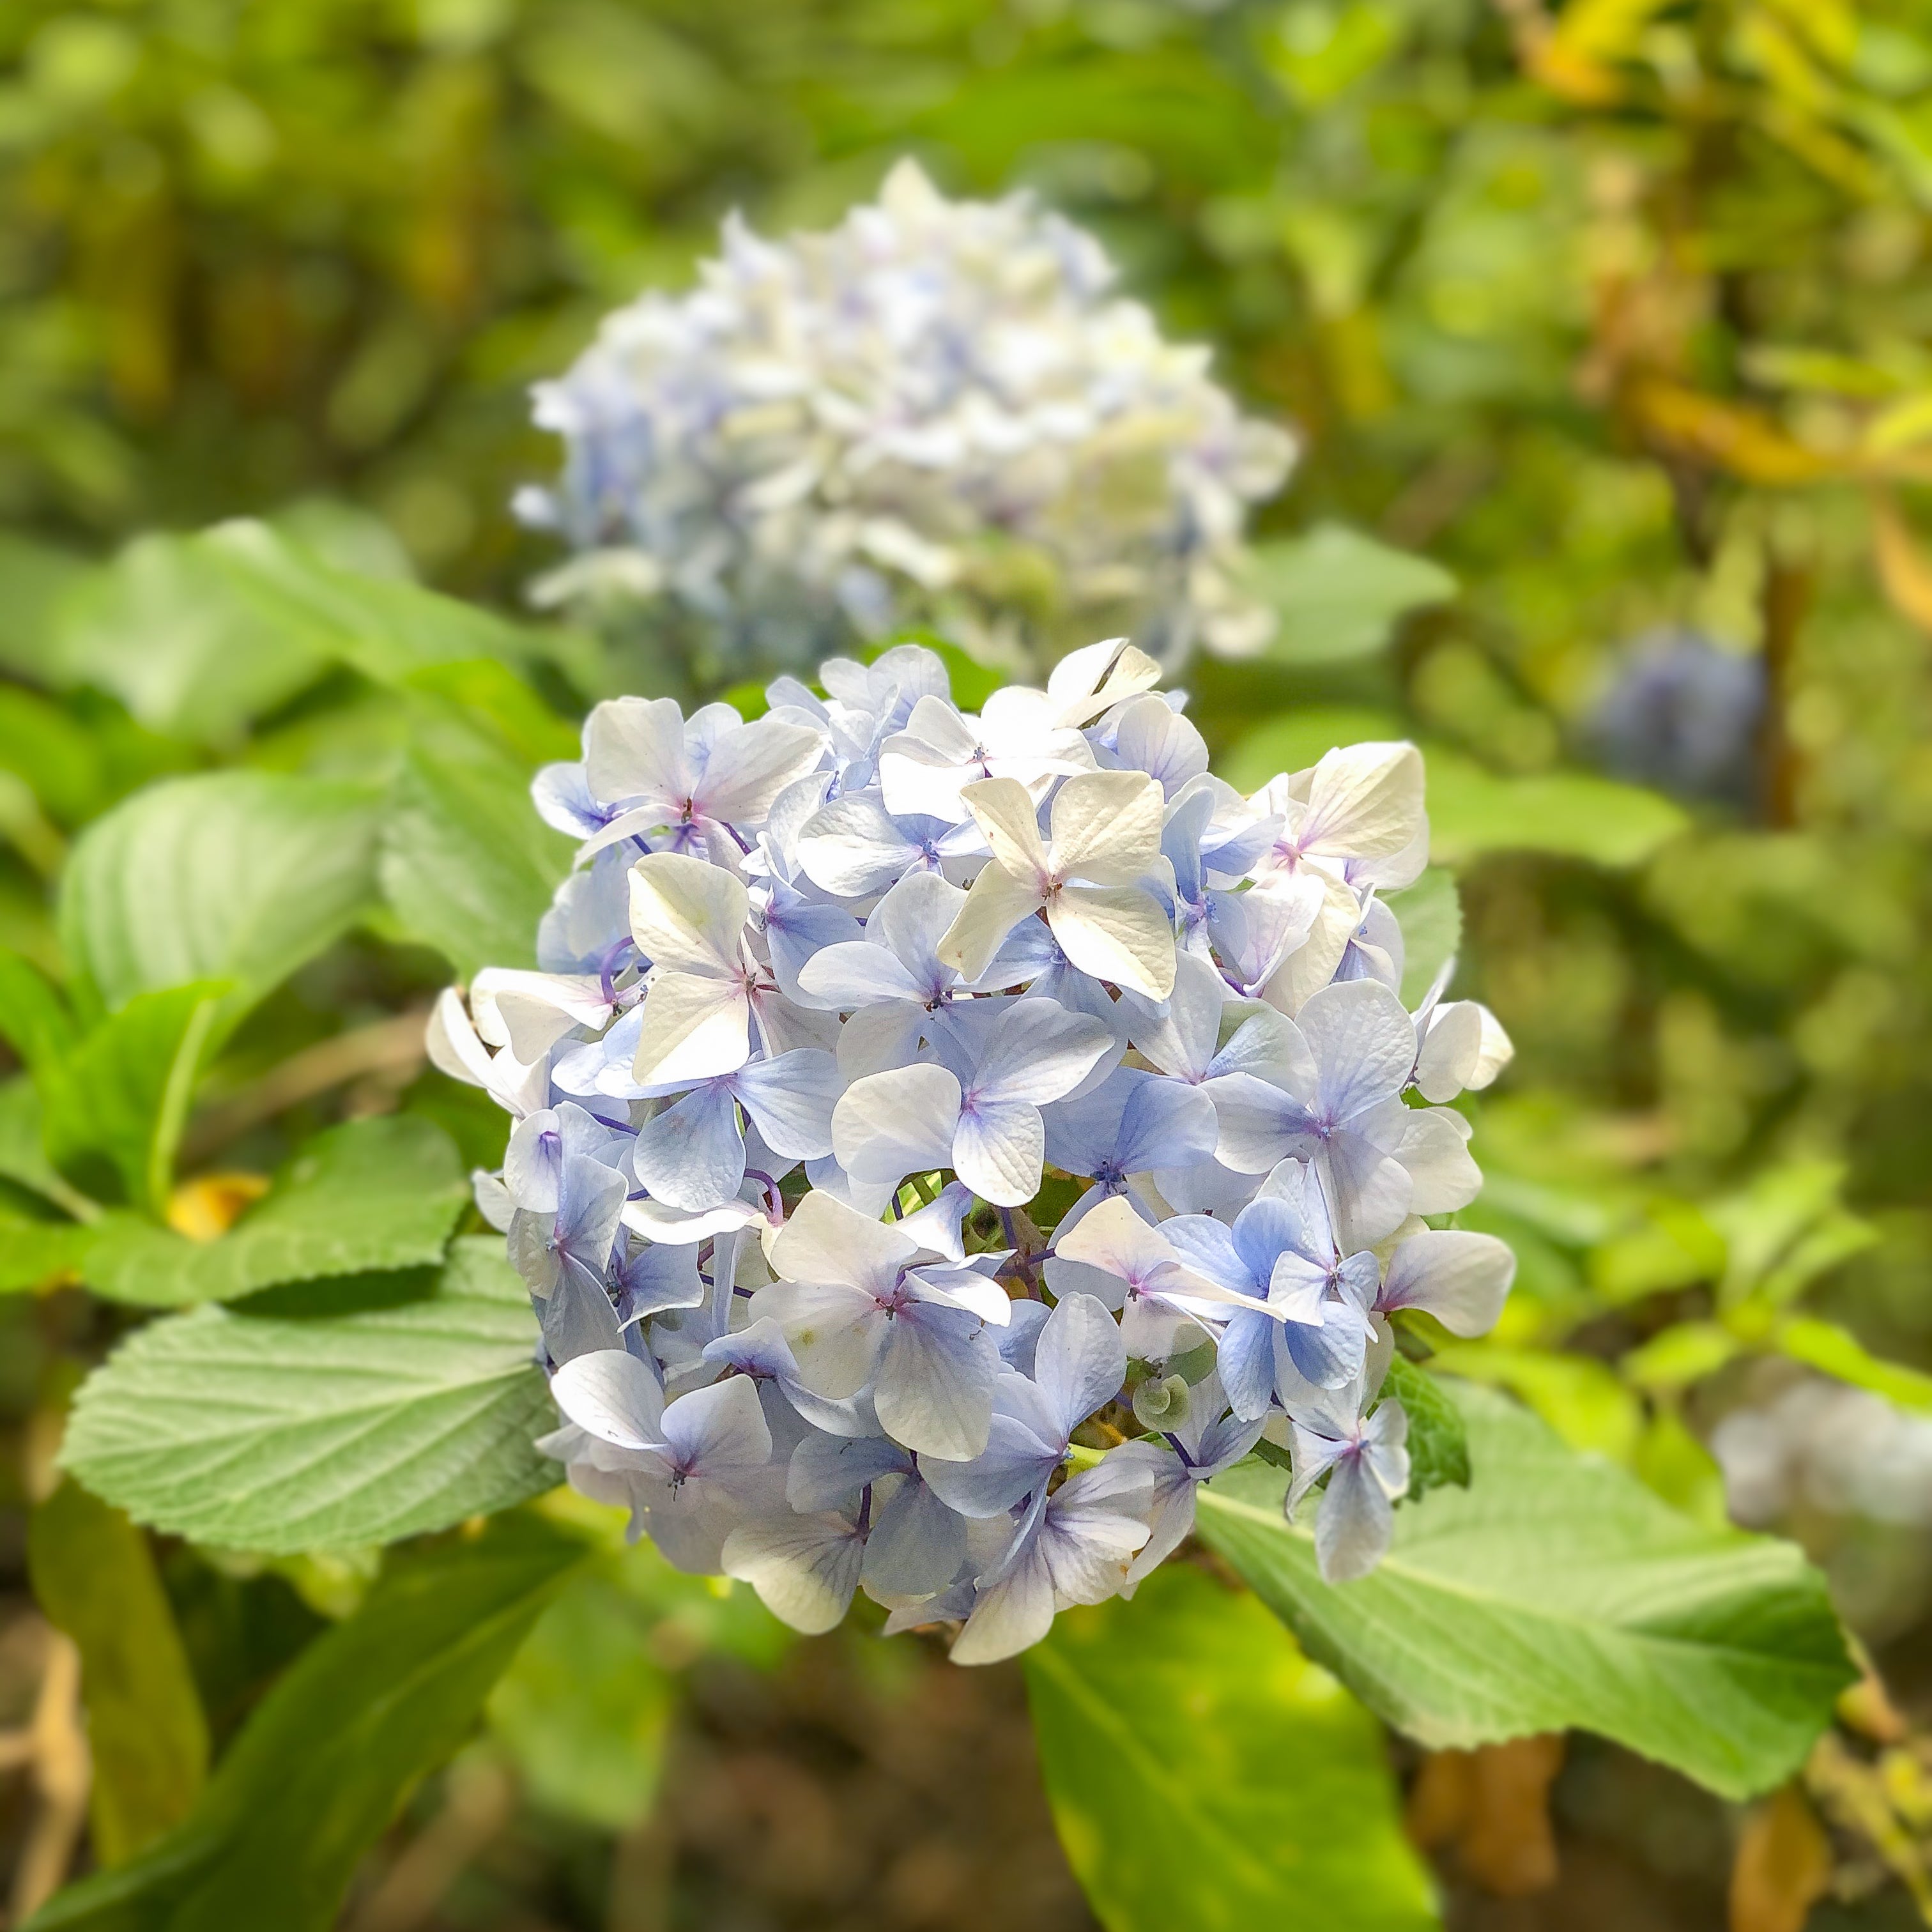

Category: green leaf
[1195, 1382, 1855, 1799]
[0, 950, 81, 1071]
[1382, 1356, 1469, 1496]
[0, 532, 91, 684]
[1384, 868, 1462, 1006]
[59, 773, 381, 1026]
[81, 1116, 468, 1308]
[178, 521, 540, 686]
[0, 1209, 96, 1291]
[28, 1482, 209, 1865]
[1425, 1342, 1643, 1463]
[0, 684, 106, 827]
[378, 714, 572, 978]
[1241, 523, 1457, 664]
[1425, 752, 1688, 869]
[42, 522, 567, 747]
[59, 1238, 556, 1554]
[48, 530, 335, 746]
[1025, 1563, 1438, 1932]
[487, 1567, 673, 1830]
[40, 985, 229, 1213]
[1772, 1315, 1932, 1414]
[24, 1517, 582, 1932]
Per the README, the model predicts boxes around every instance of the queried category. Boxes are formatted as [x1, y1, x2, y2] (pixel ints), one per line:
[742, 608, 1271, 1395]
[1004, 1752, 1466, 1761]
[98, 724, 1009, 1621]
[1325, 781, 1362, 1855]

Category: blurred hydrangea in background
[514, 161, 1297, 687]
[1586, 629, 1767, 811]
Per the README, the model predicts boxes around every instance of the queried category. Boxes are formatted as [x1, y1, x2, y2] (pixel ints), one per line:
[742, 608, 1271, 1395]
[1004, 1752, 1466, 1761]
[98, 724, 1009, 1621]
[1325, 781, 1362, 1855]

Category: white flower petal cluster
[515, 161, 1296, 676]
[433, 638, 1517, 1661]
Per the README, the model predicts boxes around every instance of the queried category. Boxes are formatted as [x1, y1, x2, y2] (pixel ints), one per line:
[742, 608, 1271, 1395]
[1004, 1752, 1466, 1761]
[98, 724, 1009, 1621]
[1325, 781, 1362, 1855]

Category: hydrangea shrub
[431, 638, 1515, 1661]
[515, 162, 1296, 677]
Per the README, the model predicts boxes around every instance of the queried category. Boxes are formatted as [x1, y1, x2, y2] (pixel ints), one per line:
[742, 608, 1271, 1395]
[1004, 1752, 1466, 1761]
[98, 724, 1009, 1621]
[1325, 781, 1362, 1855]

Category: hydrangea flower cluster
[429, 639, 1516, 1662]
[514, 161, 1296, 677]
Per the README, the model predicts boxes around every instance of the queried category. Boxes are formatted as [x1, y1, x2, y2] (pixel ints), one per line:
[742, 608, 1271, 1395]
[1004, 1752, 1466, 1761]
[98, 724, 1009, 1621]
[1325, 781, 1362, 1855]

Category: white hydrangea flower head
[516, 161, 1297, 680]
[432, 639, 1517, 1661]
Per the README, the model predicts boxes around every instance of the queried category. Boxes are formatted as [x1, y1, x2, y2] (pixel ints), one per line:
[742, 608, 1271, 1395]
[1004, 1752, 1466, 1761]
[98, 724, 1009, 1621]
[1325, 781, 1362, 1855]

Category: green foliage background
[6, 0, 1932, 1926]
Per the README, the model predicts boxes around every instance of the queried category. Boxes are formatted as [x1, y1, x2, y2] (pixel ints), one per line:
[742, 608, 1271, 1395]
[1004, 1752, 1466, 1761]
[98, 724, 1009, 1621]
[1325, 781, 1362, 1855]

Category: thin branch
[179, 1009, 431, 1169]
[345, 1754, 516, 1932]
[9, 1625, 91, 1924]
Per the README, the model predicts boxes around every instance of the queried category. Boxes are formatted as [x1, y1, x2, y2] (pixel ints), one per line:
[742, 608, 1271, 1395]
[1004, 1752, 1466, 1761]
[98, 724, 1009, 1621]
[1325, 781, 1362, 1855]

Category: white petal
[749, 1278, 884, 1399]
[951, 1535, 1055, 1665]
[1294, 978, 1416, 1122]
[1388, 1107, 1483, 1215]
[585, 695, 686, 807]
[722, 1514, 863, 1634]
[1049, 770, 1165, 885]
[551, 1349, 666, 1451]
[960, 776, 1050, 885]
[1048, 885, 1176, 998]
[630, 970, 751, 1087]
[629, 852, 749, 974]
[1032, 1291, 1128, 1434]
[769, 1187, 917, 1294]
[935, 862, 1046, 983]
[953, 1097, 1045, 1206]
[695, 719, 826, 827]
[1383, 1229, 1514, 1337]
[831, 1064, 963, 1188]
[1415, 1000, 1483, 1104]
[795, 791, 921, 898]
[661, 1372, 775, 1477]
[1301, 742, 1425, 863]
[969, 998, 1115, 1107]
[1315, 1454, 1395, 1582]
[1046, 638, 1162, 726]
[876, 1309, 998, 1459]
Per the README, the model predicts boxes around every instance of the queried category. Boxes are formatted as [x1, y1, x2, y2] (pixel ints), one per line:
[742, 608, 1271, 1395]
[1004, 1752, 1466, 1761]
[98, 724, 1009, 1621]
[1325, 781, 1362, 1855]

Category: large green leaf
[59, 1238, 557, 1554]
[59, 772, 381, 1023]
[39, 985, 229, 1213]
[1424, 752, 1687, 869]
[1243, 523, 1456, 664]
[487, 1567, 674, 1831]
[1384, 868, 1462, 1006]
[24, 1517, 582, 1932]
[46, 530, 332, 744]
[42, 522, 566, 746]
[378, 716, 572, 978]
[0, 1053, 112, 1220]
[1025, 1563, 1438, 1932]
[28, 1483, 209, 1866]
[81, 1116, 467, 1308]
[1195, 1383, 1854, 1800]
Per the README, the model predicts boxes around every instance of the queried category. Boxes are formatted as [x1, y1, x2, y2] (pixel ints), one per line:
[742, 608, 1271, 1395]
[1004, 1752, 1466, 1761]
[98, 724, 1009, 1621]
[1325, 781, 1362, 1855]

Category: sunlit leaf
[1424, 752, 1688, 869]
[1025, 1563, 1438, 1932]
[1243, 524, 1455, 664]
[378, 713, 572, 978]
[1384, 868, 1462, 1006]
[59, 1238, 556, 1554]
[1197, 1383, 1854, 1799]
[81, 1116, 467, 1308]
[38, 985, 229, 1213]
[1772, 1316, 1932, 1415]
[59, 772, 382, 1027]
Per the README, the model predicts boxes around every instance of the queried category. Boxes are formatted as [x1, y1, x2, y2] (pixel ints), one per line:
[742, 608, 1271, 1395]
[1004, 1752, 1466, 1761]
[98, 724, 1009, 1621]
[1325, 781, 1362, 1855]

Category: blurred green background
[6, 0, 1932, 1926]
